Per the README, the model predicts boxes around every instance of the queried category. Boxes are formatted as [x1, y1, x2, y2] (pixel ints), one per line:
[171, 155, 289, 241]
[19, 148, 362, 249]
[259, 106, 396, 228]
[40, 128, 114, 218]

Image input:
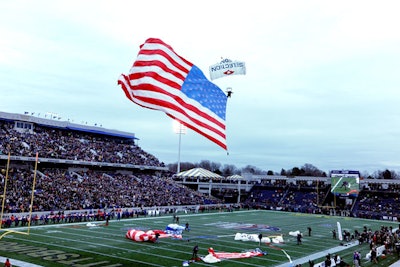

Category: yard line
[3, 209, 258, 231]
[7, 233, 275, 267]
[13, 231, 223, 267]
[7, 235, 175, 267]
[274, 241, 359, 267]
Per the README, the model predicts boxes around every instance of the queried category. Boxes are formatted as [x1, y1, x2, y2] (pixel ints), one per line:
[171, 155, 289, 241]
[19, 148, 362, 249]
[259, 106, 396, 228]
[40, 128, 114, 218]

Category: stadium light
[173, 120, 186, 174]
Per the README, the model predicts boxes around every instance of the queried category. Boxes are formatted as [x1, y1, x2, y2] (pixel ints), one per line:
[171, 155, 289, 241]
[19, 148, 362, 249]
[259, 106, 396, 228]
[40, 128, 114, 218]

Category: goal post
[0, 152, 38, 239]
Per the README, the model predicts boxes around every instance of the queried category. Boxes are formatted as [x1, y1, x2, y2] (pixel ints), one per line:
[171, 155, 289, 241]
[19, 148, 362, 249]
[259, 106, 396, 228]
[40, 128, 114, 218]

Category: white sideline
[275, 241, 359, 267]
[0, 256, 42, 267]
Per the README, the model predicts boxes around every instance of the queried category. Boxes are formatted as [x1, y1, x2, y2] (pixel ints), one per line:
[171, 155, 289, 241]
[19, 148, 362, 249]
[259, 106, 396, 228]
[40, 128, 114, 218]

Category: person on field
[191, 244, 199, 261]
[297, 233, 302, 245]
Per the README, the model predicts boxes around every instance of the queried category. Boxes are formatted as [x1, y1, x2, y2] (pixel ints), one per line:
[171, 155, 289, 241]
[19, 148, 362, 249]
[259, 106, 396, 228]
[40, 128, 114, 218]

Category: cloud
[1, 0, 400, 173]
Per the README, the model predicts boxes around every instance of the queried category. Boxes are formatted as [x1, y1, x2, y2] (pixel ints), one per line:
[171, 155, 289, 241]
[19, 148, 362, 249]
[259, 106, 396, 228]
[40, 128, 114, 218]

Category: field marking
[28, 230, 276, 267]
[4, 210, 397, 267]
[275, 241, 359, 267]
[8, 233, 276, 267]
[71, 224, 284, 263]
[6, 209, 258, 232]
[7, 235, 179, 267]
[18, 229, 231, 267]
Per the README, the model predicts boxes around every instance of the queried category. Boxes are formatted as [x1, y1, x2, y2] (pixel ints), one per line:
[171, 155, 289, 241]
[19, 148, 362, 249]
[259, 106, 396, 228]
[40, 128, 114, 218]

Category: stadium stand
[1, 111, 399, 224]
[1, 111, 400, 266]
[0, 112, 223, 223]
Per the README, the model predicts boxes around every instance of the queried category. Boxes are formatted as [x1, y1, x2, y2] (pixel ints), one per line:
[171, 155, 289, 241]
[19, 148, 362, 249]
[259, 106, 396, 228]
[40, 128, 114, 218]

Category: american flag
[118, 38, 227, 150]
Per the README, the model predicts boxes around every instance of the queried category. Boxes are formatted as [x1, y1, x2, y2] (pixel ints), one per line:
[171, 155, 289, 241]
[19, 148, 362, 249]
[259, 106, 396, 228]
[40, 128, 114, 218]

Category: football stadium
[1, 111, 400, 267]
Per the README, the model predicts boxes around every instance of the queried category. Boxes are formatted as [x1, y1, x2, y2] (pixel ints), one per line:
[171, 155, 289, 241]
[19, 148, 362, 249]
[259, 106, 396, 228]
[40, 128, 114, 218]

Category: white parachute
[209, 58, 246, 81]
[288, 230, 303, 237]
[234, 233, 284, 244]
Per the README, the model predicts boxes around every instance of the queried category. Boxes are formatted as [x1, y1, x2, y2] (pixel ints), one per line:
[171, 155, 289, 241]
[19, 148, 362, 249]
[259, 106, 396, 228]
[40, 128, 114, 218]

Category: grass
[0, 210, 399, 267]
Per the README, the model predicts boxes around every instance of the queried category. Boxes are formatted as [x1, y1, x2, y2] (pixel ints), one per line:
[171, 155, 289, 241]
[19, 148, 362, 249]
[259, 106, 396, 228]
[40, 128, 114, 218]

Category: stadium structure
[1, 111, 400, 267]
[1, 110, 399, 222]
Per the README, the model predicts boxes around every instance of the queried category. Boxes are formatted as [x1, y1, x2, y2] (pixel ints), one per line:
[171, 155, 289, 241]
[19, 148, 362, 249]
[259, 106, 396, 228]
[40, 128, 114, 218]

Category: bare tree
[210, 161, 221, 172]
[221, 164, 238, 176]
[301, 163, 326, 176]
[241, 165, 264, 175]
[199, 160, 211, 170]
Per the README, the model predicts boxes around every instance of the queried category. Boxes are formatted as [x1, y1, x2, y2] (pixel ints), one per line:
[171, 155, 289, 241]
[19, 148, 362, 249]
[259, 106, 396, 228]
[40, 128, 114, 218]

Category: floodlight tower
[173, 120, 186, 174]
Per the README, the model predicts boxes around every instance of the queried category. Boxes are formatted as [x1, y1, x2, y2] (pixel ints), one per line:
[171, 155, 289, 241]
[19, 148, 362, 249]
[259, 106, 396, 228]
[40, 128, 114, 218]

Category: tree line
[167, 161, 400, 179]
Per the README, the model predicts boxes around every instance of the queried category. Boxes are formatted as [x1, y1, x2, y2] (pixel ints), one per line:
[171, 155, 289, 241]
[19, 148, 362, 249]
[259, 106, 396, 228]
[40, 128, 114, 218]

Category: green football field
[0, 210, 398, 267]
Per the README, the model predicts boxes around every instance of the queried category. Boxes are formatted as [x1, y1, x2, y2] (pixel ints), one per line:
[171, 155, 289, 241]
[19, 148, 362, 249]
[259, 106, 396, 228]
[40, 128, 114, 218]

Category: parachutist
[226, 88, 233, 98]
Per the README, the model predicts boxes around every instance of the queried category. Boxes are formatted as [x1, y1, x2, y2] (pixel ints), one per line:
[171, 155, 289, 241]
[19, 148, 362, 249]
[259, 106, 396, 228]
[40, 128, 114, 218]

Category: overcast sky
[1, 0, 400, 175]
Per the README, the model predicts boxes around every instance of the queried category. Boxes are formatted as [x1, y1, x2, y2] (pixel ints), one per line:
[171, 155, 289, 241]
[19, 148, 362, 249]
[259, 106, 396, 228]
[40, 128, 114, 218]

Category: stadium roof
[0, 111, 137, 140]
[227, 174, 244, 180]
[176, 167, 223, 179]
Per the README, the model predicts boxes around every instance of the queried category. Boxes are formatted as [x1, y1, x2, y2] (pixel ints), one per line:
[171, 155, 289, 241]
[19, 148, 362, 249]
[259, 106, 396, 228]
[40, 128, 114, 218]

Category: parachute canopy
[234, 233, 284, 244]
[125, 227, 183, 242]
[202, 247, 266, 263]
[209, 58, 246, 80]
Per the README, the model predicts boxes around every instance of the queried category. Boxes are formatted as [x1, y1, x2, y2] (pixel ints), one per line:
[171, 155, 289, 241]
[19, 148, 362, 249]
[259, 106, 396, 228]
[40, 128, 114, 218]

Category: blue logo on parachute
[165, 223, 185, 235]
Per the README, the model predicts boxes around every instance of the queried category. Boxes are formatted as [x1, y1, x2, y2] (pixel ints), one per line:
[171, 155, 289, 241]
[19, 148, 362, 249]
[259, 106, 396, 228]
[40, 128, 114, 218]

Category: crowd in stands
[243, 179, 329, 214]
[243, 179, 400, 221]
[1, 118, 400, 229]
[307, 224, 400, 267]
[0, 119, 223, 228]
[0, 167, 221, 215]
[0, 120, 163, 167]
[353, 183, 400, 220]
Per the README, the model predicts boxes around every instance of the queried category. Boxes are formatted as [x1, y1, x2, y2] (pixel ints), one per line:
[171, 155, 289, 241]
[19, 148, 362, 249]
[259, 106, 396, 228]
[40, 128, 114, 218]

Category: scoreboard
[330, 170, 360, 197]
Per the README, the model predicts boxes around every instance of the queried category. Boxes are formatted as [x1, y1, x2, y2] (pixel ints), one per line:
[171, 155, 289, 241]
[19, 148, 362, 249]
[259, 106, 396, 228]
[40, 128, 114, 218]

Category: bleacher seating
[1, 116, 400, 223]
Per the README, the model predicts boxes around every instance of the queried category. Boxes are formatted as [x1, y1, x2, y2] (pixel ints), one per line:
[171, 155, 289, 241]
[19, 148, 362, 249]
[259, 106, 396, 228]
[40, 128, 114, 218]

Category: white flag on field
[337, 222, 343, 241]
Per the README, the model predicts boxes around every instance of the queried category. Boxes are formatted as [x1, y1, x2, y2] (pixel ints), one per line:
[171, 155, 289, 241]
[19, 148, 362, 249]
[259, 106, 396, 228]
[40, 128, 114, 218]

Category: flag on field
[118, 38, 228, 150]
[234, 233, 284, 244]
[201, 247, 266, 263]
[337, 222, 343, 241]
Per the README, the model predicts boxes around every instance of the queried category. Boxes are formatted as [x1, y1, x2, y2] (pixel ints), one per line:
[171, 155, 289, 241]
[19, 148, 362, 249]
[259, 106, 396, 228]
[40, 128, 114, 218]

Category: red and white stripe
[118, 38, 227, 150]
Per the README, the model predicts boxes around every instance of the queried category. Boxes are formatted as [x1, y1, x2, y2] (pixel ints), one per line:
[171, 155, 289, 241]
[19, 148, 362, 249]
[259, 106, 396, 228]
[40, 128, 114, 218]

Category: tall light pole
[173, 120, 186, 174]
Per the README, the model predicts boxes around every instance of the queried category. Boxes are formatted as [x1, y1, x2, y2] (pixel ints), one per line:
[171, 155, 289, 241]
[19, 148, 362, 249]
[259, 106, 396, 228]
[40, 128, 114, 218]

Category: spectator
[353, 251, 360, 267]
